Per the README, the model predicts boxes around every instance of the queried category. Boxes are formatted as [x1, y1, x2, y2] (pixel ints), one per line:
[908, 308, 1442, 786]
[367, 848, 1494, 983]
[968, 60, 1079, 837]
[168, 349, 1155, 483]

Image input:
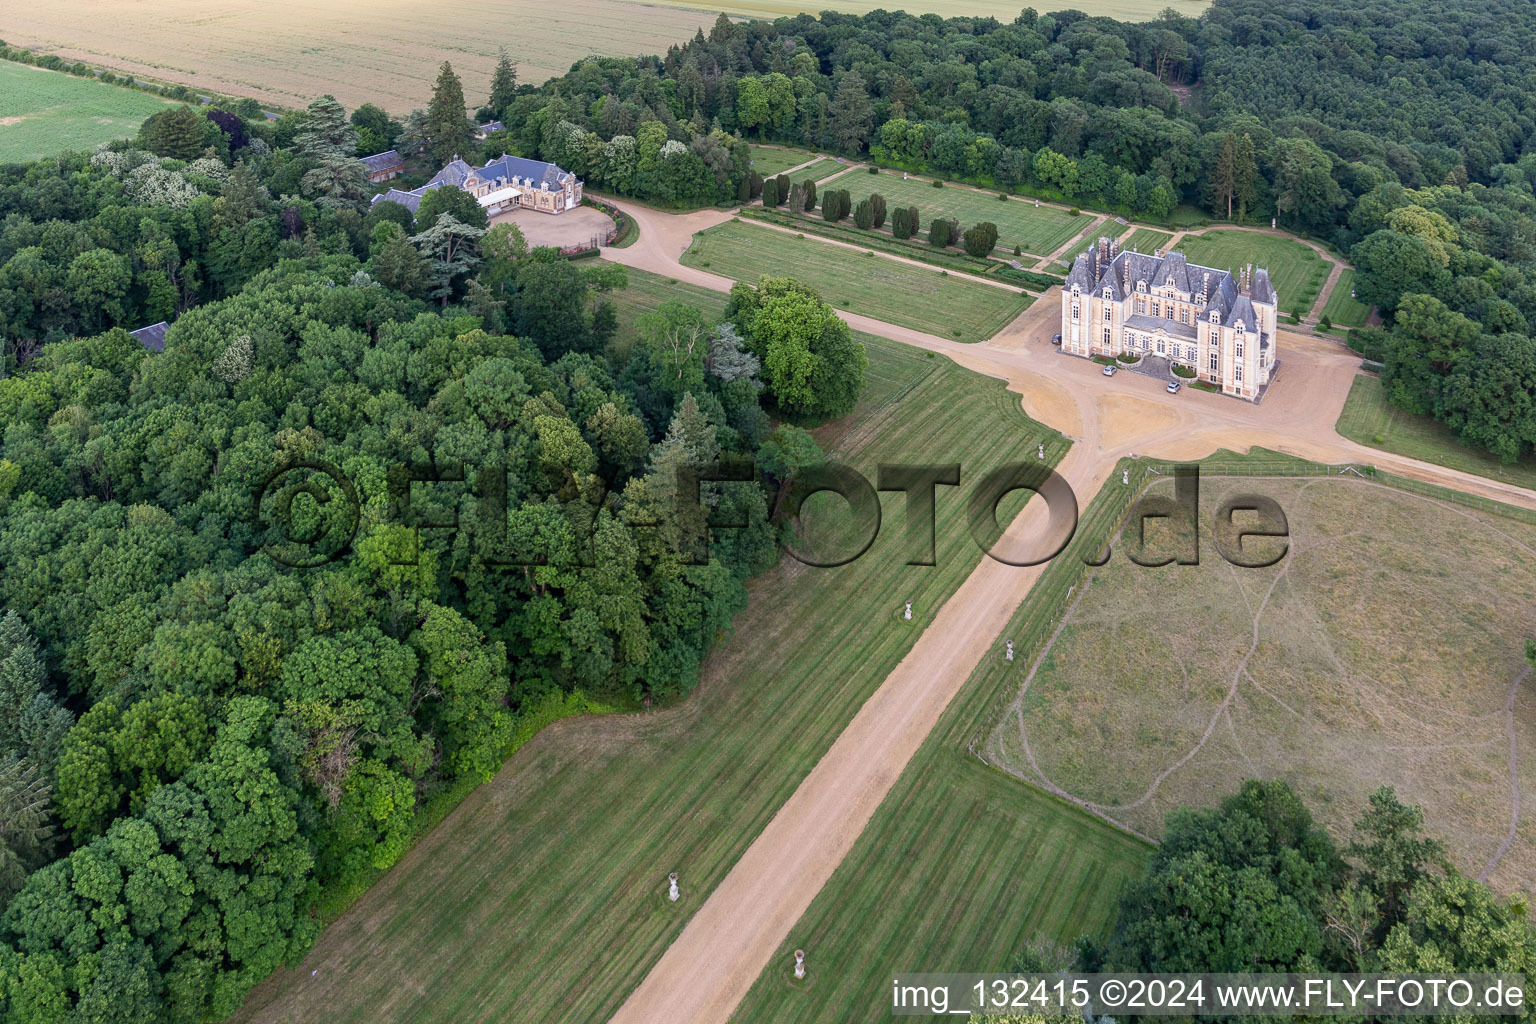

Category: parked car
[1166, 380, 1182, 394]
[1101, 364, 1117, 377]
[1051, 333, 1062, 345]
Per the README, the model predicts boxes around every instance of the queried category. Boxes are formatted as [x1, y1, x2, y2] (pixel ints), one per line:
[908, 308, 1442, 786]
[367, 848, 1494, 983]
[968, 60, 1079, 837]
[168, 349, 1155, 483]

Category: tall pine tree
[426, 61, 474, 165]
[488, 48, 518, 123]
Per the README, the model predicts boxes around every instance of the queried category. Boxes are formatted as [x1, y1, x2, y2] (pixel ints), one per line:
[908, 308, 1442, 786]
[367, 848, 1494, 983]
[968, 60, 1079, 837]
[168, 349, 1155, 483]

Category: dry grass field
[0, 0, 1210, 112]
[983, 473, 1536, 894]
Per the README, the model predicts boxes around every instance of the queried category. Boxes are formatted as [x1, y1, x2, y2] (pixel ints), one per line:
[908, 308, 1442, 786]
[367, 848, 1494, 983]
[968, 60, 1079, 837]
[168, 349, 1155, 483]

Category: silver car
[1101, 364, 1117, 377]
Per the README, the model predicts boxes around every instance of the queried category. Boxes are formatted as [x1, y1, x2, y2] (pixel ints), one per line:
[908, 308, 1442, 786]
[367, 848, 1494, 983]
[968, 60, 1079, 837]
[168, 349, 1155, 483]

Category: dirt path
[596, 196, 1536, 1024]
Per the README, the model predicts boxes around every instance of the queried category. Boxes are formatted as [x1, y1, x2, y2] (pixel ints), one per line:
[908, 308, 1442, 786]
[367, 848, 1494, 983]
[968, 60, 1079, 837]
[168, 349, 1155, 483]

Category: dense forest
[0, 64, 864, 1019]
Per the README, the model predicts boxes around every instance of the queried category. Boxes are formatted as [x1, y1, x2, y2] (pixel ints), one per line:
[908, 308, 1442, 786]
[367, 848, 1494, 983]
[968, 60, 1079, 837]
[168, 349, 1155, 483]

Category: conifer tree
[488, 48, 518, 121]
[425, 61, 474, 164]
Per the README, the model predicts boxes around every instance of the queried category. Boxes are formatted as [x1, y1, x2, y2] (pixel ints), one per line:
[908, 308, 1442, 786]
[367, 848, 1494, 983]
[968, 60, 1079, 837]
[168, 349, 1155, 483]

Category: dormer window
[1210, 312, 1220, 326]
[1103, 287, 1113, 300]
[1137, 281, 1147, 292]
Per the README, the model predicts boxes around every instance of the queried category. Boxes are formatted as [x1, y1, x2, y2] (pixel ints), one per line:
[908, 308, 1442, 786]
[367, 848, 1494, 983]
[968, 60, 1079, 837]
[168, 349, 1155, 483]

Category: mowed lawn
[233, 337, 1072, 1024]
[820, 167, 1086, 257]
[681, 220, 1031, 342]
[1321, 268, 1371, 327]
[0, 62, 174, 162]
[1336, 373, 1536, 491]
[732, 458, 1151, 1023]
[1054, 220, 1109, 267]
[1176, 229, 1332, 315]
[1122, 227, 1173, 253]
[748, 144, 820, 177]
[794, 157, 854, 183]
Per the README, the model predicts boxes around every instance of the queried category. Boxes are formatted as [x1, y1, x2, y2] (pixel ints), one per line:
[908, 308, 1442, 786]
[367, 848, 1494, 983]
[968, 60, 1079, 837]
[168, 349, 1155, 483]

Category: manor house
[1062, 238, 1278, 401]
[370, 153, 583, 218]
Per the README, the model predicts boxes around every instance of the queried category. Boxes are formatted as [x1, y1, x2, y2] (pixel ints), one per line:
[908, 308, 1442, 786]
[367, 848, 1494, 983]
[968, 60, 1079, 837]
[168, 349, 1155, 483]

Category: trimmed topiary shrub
[870, 193, 887, 229]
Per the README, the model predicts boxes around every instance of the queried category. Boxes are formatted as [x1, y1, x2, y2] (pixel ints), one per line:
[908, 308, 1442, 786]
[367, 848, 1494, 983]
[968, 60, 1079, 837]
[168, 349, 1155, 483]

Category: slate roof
[359, 150, 403, 173]
[477, 120, 506, 135]
[478, 154, 573, 192]
[372, 187, 426, 214]
[1066, 238, 1274, 333]
[129, 321, 169, 352]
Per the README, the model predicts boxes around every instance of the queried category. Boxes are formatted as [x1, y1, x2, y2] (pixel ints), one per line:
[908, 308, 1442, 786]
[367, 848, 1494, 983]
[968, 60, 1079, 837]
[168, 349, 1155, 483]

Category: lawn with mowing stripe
[1175, 229, 1331, 316]
[1336, 373, 1536, 491]
[820, 168, 1085, 257]
[233, 339, 1069, 1024]
[1122, 227, 1173, 253]
[1320, 268, 1370, 327]
[748, 144, 820, 177]
[1054, 221, 1108, 267]
[787, 157, 853, 184]
[681, 220, 1030, 342]
[731, 460, 1151, 1023]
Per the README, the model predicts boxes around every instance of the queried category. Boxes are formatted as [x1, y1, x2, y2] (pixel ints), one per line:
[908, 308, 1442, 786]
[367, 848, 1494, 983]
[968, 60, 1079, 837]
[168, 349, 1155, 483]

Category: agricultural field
[1175, 229, 1331, 315]
[820, 167, 1087, 257]
[680, 219, 1032, 342]
[1, 0, 1208, 112]
[1121, 226, 1173, 253]
[1320, 267, 1371, 327]
[982, 468, 1536, 894]
[748, 145, 819, 177]
[1336, 374, 1536, 491]
[0, 0, 718, 111]
[232, 337, 1072, 1024]
[0, 61, 174, 162]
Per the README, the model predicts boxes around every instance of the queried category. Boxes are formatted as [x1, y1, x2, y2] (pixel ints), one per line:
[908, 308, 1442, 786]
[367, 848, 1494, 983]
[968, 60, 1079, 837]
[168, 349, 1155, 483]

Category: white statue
[1035, 199, 1040, 208]
[903, 601, 912, 621]
[1037, 442, 1045, 460]
[668, 872, 679, 902]
[1005, 640, 1014, 661]
[1122, 468, 1130, 485]
[794, 950, 806, 980]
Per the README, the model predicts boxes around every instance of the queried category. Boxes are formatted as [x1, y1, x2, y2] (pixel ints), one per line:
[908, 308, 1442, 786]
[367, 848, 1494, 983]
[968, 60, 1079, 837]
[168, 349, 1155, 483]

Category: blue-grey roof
[479, 154, 572, 192]
[129, 321, 169, 352]
[372, 187, 426, 214]
[359, 150, 402, 172]
[477, 120, 506, 134]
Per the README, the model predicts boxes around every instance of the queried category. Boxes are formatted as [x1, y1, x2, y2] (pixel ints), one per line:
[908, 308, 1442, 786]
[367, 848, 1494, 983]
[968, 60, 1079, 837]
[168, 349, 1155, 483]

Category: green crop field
[1320, 268, 1370, 327]
[1122, 227, 1173, 254]
[1175, 229, 1331, 315]
[232, 335, 1070, 1024]
[732, 457, 1159, 1022]
[1336, 374, 1536, 491]
[748, 145, 820, 177]
[680, 220, 1031, 342]
[820, 167, 1088, 257]
[981, 465, 1536, 894]
[0, 61, 175, 163]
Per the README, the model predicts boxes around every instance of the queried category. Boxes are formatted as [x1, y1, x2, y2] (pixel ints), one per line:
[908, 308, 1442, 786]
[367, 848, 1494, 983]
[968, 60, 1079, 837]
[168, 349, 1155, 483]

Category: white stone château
[1061, 237, 1278, 401]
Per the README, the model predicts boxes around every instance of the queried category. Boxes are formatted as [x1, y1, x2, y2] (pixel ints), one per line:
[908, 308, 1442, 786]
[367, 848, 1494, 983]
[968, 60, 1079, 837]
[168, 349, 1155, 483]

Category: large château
[1062, 238, 1279, 401]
